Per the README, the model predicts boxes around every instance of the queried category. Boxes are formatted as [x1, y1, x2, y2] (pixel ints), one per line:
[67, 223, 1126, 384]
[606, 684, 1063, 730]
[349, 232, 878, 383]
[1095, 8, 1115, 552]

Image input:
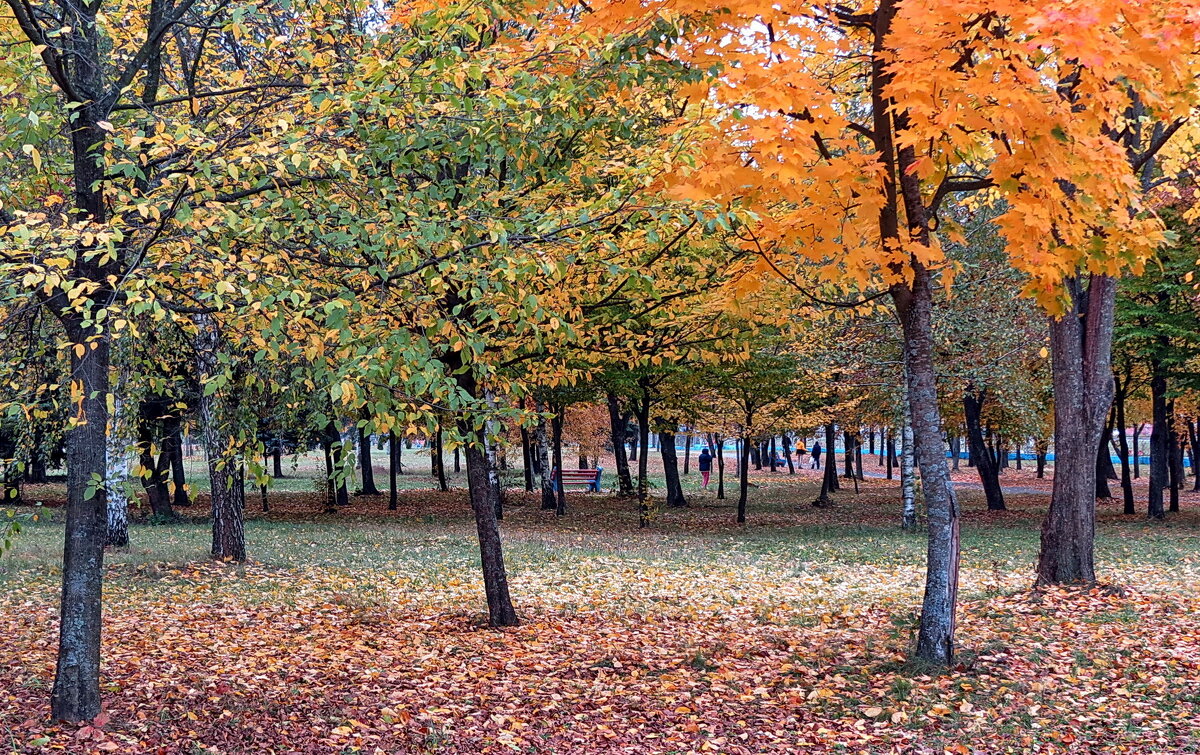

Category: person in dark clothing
[698, 448, 713, 489]
[810, 441, 822, 470]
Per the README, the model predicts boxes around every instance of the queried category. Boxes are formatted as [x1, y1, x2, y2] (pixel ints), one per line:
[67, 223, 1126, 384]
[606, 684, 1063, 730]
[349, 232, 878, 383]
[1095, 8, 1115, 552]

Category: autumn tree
[582, 0, 1200, 664]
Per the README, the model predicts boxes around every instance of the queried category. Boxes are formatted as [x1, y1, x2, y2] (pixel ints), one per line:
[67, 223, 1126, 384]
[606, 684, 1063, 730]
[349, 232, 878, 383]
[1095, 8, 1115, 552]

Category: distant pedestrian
[811, 441, 822, 470]
[698, 448, 713, 489]
[795, 441, 807, 464]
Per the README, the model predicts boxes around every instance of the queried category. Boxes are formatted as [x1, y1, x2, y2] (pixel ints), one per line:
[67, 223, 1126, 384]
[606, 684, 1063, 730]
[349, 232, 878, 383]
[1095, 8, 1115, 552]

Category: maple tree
[581, 0, 1200, 664]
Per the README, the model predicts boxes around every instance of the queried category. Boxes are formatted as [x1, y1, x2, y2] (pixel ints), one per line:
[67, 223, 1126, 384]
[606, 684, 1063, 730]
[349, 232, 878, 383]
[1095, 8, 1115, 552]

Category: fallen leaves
[1, 484, 1200, 753]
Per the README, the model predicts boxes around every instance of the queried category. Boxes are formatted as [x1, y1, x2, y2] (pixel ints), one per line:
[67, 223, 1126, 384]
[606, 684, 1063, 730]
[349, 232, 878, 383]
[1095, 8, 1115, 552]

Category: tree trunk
[963, 386, 1005, 511]
[1133, 424, 1143, 479]
[105, 386, 132, 548]
[661, 432, 687, 508]
[683, 432, 692, 475]
[1168, 399, 1182, 514]
[51, 320, 110, 722]
[1095, 415, 1114, 500]
[552, 407, 566, 516]
[737, 433, 750, 523]
[1037, 275, 1116, 585]
[1188, 419, 1200, 492]
[137, 399, 174, 520]
[520, 425, 534, 492]
[606, 393, 635, 497]
[462, 428, 519, 627]
[358, 424, 380, 495]
[1149, 362, 1168, 520]
[901, 394, 917, 530]
[843, 431, 855, 479]
[886, 430, 895, 480]
[636, 385, 652, 528]
[814, 424, 840, 507]
[783, 434, 795, 474]
[388, 433, 400, 511]
[165, 413, 190, 508]
[272, 441, 283, 478]
[711, 433, 726, 500]
[322, 435, 337, 512]
[1036, 441, 1048, 479]
[433, 427, 448, 492]
[534, 400, 556, 510]
[196, 315, 246, 562]
[1115, 379, 1135, 515]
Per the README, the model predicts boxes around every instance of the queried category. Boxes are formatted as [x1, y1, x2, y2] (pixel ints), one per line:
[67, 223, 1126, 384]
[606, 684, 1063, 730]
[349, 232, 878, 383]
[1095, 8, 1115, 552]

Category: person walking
[795, 440, 807, 466]
[810, 440, 822, 470]
[698, 447, 713, 490]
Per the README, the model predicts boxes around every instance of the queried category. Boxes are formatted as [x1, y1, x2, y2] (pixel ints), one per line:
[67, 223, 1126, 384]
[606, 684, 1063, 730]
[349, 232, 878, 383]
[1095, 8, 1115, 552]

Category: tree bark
[520, 425, 533, 492]
[635, 383, 652, 528]
[737, 433, 750, 523]
[1037, 275, 1116, 585]
[1133, 424, 1143, 479]
[165, 413, 190, 508]
[105, 385, 131, 548]
[901, 390, 917, 530]
[1095, 417, 1114, 500]
[196, 315, 246, 562]
[137, 399, 174, 520]
[551, 407, 566, 516]
[388, 433, 399, 511]
[1188, 419, 1200, 492]
[783, 433, 796, 474]
[813, 424, 839, 507]
[1149, 361, 1168, 520]
[534, 400, 556, 510]
[1114, 376, 1135, 515]
[607, 393, 635, 497]
[661, 431, 687, 508]
[886, 430, 895, 480]
[711, 433, 726, 500]
[358, 424, 380, 495]
[1168, 399, 1182, 514]
[683, 432, 692, 475]
[462, 427, 519, 627]
[963, 386, 1005, 511]
[433, 427, 448, 492]
[52, 319, 110, 722]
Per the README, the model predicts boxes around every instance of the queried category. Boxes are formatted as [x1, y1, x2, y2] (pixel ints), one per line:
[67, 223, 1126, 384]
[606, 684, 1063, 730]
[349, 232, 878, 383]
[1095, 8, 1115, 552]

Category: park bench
[552, 467, 604, 492]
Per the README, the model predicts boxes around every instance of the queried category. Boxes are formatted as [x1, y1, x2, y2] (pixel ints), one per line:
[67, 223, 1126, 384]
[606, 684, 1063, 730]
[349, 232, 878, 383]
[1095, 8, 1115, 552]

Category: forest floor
[3, 457, 1200, 754]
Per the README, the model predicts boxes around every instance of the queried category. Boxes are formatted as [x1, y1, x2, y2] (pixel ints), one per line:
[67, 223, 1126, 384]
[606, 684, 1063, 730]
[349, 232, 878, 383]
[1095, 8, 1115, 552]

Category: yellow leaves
[21, 144, 41, 171]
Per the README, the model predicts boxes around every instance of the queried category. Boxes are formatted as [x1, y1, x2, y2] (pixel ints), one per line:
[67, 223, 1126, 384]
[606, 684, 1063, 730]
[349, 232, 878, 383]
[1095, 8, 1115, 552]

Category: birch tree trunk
[104, 384, 132, 548]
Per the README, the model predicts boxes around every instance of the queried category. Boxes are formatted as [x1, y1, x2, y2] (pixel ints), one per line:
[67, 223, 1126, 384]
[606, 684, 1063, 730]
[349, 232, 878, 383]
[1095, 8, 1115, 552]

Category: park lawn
[2, 478, 1200, 754]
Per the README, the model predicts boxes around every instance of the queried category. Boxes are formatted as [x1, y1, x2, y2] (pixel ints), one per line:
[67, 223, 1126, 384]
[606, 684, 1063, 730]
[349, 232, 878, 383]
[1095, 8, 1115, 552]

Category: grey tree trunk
[195, 314, 246, 562]
[462, 427, 519, 627]
[52, 320, 110, 722]
[1036, 275, 1116, 585]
